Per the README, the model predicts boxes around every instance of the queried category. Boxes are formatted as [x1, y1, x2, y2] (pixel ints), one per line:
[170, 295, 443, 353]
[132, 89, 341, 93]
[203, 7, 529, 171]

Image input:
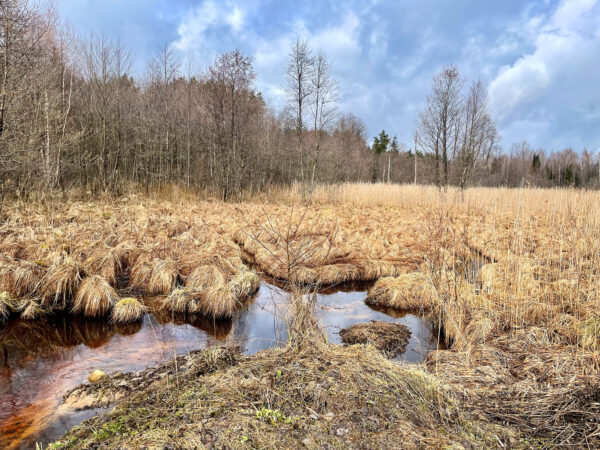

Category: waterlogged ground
[0, 282, 441, 449]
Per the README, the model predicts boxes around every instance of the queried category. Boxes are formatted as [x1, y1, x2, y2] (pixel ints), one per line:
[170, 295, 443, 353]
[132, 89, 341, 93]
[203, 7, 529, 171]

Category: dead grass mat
[53, 342, 514, 449]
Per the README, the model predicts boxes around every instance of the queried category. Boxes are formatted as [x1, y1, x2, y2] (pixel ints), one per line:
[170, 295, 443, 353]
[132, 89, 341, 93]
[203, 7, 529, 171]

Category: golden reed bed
[1, 183, 599, 445]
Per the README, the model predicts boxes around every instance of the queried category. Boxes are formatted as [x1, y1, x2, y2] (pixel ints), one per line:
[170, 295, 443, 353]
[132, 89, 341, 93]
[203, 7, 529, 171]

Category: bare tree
[419, 65, 463, 191]
[207, 49, 256, 200]
[456, 80, 499, 192]
[147, 44, 180, 184]
[285, 38, 314, 184]
[309, 50, 338, 183]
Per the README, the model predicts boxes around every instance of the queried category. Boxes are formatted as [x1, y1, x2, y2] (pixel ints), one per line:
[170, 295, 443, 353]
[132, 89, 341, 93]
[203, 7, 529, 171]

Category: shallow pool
[0, 281, 441, 448]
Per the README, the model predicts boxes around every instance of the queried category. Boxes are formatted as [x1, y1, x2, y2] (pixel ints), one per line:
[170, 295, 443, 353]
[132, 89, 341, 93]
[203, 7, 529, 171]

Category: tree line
[0, 1, 597, 203]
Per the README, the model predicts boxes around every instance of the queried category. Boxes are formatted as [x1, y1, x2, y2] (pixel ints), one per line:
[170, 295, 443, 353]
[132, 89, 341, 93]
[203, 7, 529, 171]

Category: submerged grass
[339, 320, 411, 358]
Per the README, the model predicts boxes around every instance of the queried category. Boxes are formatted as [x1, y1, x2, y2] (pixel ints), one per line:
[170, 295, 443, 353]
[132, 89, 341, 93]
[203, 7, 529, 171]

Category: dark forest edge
[0, 1, 598, 206]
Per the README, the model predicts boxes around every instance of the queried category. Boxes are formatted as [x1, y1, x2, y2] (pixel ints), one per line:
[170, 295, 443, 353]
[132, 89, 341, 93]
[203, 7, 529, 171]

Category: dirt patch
[339, 321, 410, 358]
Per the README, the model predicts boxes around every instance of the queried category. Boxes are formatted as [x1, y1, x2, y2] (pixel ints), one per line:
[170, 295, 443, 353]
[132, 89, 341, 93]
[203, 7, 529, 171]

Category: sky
[54, 0, 600, 153]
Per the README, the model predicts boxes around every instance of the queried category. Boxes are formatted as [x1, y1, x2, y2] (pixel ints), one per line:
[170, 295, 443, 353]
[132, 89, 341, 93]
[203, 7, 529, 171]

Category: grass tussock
[0, 291, 14, 322]
[130, 257, 178, 295]
[72, 275, 119, 317]
[365, 273, 438, 310]
[110, 298, 146, 324]
[0, 256, 45, 298]
[85, 248, 124, 287]
[339, 320, 411, 358]
[162, 258, 260, 318]
[39, 255, 84, 310]
[20, 300, 44, 320]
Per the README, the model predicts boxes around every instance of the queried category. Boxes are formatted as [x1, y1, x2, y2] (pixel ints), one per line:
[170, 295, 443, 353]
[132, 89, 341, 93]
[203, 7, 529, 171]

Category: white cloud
[488, 0, 600, 123]
[226, 7, 245, 32]
[173, 1, 247, 53]
[310, 13, 361, 68]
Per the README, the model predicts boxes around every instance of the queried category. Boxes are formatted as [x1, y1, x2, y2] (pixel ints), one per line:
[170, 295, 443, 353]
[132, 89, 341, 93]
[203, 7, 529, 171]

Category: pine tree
[372, 136, 380, 152]
[375, 130, 390, 154]
[391, 135, 399, 153]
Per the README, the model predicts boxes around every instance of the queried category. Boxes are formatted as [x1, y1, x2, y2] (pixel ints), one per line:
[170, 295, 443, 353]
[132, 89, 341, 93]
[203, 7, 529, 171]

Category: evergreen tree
[372, 136, 380, 152]
[531, 154, 541, 173]
[390, 135, 399, 153]
[375, 130, 390, 154]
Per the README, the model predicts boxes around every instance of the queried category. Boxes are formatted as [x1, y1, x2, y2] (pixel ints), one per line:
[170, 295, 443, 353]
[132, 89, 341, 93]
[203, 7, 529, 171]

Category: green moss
[92, 418, 126, 441]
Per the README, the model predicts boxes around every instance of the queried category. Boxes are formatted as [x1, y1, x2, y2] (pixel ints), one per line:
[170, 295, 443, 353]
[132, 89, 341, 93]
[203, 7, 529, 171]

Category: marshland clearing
[0, 183, 599, 448]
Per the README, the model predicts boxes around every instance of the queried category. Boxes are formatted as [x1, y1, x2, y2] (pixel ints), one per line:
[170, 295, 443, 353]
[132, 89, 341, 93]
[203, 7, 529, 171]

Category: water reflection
[0, 282, 441, 449]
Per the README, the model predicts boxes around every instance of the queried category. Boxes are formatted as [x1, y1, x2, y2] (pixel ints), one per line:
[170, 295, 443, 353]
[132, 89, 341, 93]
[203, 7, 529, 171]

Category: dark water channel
[0, 281, 441, 449]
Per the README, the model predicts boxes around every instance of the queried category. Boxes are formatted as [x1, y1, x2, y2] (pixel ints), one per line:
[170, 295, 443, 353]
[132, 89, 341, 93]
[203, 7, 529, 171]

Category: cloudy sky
[55, 0, 600, 152]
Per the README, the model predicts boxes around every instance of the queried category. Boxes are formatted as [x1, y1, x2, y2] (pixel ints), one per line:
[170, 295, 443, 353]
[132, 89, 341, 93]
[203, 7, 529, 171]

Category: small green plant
[255, 407, 292, 424]
[93, 418, 125, 440]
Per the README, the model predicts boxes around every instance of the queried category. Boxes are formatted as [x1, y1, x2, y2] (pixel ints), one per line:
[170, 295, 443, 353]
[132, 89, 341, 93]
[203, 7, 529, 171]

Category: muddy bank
[52, 342, 513, 449]
[63, 347, 239, 412]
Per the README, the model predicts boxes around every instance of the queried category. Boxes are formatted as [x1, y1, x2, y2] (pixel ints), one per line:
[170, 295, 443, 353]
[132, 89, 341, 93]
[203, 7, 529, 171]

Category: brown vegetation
[365, 273, 437, 310]
[339, 321, 411, 358]
[56, 341, 512, 449]
[110, 298, 146, 324]
[0, 184, 598, 447]
[72, 275, 118, 317]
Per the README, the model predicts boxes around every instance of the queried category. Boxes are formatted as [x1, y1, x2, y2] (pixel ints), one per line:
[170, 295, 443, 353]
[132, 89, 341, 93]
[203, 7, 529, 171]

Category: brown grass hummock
[39, 255, 85, 311]
[0, 291, 14, 322]
[162, 261, 260, 319]
[85, 248, 124, 287]
[72, 275, 119, 317]
[20, 300, 44, 320]
[339, 320, 411, 358]
[130, 258, 178, 295]
[365, 273, 437, 311]
[110, 298, 146, 324]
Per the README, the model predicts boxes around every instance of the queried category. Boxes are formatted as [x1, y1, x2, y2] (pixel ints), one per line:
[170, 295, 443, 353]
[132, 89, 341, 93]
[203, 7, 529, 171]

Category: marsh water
[0, 281, 441, 449]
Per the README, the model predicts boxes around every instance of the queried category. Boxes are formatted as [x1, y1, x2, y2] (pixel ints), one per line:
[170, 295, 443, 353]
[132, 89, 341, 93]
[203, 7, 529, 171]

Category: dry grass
[39, 255, 84, 311]
[72, 275, 119, 317]
[85, 247, 124, 287]
[0, 291, 14, 322]
[339, 320, 411, 358]
[55, 341, 512, 449]
[110, 297, 146, 324]
[20, 300, 44, 320]
[365, 273, 438, 310]
[130, 257, 179, 295]
[1, 184, 599, 446]
[162, 258, 260, 318]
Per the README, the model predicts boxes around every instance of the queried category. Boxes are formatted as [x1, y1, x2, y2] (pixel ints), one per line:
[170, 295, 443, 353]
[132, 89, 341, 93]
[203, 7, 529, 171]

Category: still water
[0, 282, 441, 448]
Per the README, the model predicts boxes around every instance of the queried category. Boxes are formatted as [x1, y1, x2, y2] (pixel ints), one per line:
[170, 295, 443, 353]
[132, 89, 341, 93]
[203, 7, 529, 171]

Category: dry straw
[40, 255, 84, 310]
[72, 275, 119, 317]
[111, 297, 146, 324]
